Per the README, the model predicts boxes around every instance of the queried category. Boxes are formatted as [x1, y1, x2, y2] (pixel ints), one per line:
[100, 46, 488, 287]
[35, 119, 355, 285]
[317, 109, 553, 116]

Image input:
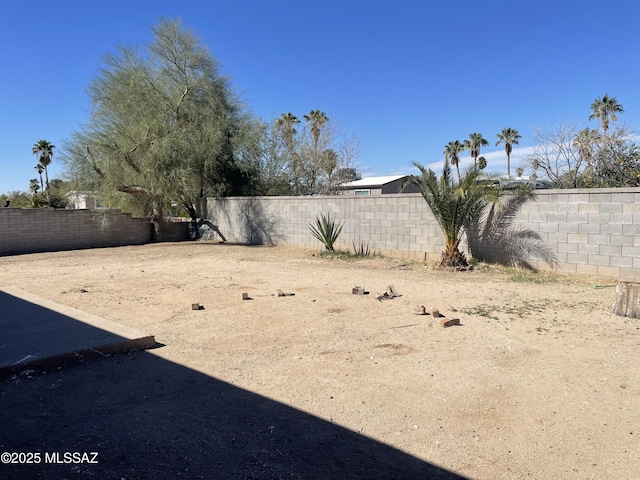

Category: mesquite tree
[63, 19, 254, 239]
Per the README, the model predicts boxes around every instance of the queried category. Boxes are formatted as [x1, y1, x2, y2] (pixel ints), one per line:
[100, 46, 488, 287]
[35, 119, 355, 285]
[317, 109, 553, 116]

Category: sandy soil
[1, 242, 639, 479]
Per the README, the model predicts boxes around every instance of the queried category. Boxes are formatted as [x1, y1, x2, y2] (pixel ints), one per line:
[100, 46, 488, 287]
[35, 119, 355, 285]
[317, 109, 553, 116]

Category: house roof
[338, 175, 408, 189]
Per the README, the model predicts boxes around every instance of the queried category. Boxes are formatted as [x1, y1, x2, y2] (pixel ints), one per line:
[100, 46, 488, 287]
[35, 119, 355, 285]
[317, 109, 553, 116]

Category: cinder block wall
[516, 188, 640, 279]
[0, 208, 153, 256]
[208, 187, 640, 280]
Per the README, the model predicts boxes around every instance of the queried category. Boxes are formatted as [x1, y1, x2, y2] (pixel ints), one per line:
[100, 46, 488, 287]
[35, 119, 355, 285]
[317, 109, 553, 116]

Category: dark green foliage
[404, 161, 498, 268]
[308, 213, 345, 252]
[62, 19, 257, 237]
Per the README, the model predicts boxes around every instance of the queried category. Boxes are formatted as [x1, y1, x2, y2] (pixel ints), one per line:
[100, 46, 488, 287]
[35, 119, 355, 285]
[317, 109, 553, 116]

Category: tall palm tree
[303, 109, 328, 152]
[403, 161, 499, 268]
[478, 157, 487, 170]
[464, 133, 489, 167]
[573, 127, 599, 173]
[443, 140, 465, 181]
[29, 178, 40, 194]
[275, 113, 300, 154]
[34, 164, 45, 191]
[495, 128, 521, 179]
[32, 139, 55, 204]
[589, 94, 623, 137]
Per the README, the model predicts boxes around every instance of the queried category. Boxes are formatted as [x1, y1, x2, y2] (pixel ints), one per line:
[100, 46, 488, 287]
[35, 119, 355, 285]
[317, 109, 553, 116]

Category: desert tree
[478, 156, 487, 170]
[522, 121, 585, 188]
[589, 94, 623, 137]
[464, 133, 489, 167]
[32, 139, 54, 205]
[496, 128, 521, 178]
[62, 19, 255, 239]
[274, 111, 360, 195]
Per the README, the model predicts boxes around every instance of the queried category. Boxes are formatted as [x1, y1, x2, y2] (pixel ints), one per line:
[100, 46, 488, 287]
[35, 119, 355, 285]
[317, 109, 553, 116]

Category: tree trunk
[612, 281, 640, 319]
[151, 200, 164, 242]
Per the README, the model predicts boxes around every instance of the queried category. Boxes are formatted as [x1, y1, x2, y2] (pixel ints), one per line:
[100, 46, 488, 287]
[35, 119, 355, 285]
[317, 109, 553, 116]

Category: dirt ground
[1, 242, 639, 479]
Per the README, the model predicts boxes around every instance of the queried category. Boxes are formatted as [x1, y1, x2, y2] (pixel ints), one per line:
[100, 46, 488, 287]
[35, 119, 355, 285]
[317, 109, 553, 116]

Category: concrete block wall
[208, 187, 640, 279]
[209, 195, 446, 260]
[514, 188, 640, 280]
[0, 208, 153, 256]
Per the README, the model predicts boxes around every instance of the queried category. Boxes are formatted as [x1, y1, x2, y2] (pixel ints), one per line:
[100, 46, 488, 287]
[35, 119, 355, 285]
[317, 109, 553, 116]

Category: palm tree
[478, 157, 487, 170]
[303, 109, 328, 152]
[589, 94, 623, 137]
[515, 167, 524, 178]
[32, 139, 55, 204]
[573, 127, 599, 174]
[495, 128, 521, 179]
[275, 113, 300, 154]
[443, 140, 465, 181]
[29, 178, 40, 194]
[34, 164, 45, 191]
[464, 133, 489, 167]
[403, 161, 499, 268]
[466, 185, 557, 270]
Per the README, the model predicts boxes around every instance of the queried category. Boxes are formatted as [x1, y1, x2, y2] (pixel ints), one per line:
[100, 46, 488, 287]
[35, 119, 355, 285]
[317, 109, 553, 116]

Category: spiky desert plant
[308, 213, 345, 252]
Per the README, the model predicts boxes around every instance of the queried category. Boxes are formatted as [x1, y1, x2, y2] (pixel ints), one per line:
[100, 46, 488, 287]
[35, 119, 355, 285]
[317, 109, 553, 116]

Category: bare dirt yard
[1, 242, 639, 479]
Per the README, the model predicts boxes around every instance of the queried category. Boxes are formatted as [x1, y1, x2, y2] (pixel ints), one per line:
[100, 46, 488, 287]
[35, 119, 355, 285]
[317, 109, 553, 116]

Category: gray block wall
[208, 187, 640, 280]
[0, 208, 153, 256]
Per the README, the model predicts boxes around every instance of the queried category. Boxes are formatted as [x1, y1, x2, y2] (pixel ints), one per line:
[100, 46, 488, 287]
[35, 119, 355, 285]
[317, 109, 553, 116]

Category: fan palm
[464, 133, 489, 167]
[573, 128, 599, 173]
[32, 139, 55, 204]
[589, 94, 623, 137]
[443, 140, 465, 181]
[403, 161, 498, 268]
[303, 109, 328, 152]
[495, 128, 521, 178]
[275, 113, 300, 154]
[34, 164, 45, 191]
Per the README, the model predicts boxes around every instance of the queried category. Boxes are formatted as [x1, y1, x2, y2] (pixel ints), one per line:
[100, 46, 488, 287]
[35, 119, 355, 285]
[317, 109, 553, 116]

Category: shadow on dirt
[0, 298, 468, 480]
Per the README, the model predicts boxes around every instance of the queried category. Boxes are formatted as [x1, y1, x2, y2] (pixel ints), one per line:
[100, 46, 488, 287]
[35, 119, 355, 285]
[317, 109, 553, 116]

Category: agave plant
[308, 213, 345, 252]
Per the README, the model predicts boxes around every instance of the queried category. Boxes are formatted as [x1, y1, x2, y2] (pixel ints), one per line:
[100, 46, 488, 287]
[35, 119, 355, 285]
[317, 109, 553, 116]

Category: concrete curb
[0, 286, 156, 379]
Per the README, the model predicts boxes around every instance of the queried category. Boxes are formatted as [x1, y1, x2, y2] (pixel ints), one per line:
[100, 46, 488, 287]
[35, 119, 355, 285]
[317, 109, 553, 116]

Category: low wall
[0, 208, 153, 256]
[207, 187, 640, 280]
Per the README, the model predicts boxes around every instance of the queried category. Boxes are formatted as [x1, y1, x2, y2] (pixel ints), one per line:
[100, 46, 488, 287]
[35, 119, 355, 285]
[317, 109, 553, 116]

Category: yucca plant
[308, 213, 345, 252]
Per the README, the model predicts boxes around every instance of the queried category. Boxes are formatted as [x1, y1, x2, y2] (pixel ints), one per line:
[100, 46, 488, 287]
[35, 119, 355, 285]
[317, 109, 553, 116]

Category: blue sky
[1, 0, 639, 194]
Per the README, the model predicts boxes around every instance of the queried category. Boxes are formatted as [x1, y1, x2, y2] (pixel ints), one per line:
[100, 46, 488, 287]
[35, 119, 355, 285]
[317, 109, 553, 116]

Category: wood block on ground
[431, 308, 440, 318]
[191, 303, 200, 310]
[242, 292, 250, 300]
[440, 317, 460, 328]
[352, 286, 364, 295]
[276, 289, 285, 297]
[612, 281, 640, 318]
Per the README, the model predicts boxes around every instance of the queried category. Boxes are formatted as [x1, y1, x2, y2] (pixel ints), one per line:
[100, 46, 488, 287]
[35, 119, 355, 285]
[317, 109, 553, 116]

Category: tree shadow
[213, 197, 285, 246]
[0, 294, 469, 480]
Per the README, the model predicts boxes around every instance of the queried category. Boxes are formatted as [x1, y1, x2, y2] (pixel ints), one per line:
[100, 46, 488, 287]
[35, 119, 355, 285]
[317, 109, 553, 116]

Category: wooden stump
[612, 282, 640, 319]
